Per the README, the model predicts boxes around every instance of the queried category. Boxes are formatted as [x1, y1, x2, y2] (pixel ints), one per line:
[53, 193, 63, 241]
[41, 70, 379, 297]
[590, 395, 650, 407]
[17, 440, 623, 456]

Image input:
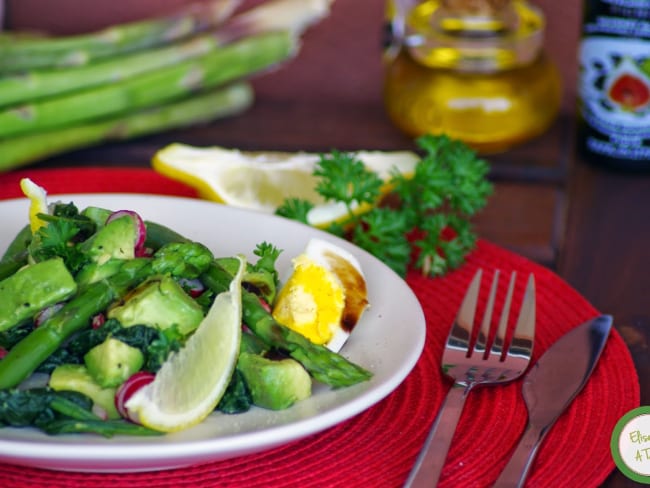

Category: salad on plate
[0, 179, 372, 437]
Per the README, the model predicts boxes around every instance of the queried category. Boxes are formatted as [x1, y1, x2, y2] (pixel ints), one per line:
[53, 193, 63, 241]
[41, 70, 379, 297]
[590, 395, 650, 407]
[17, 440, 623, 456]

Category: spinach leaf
[0, 388, 91, 428]
[37, 319, 182, 374]
[216, 369, 252, 414]
[0, 388, 160, 437]
[0, 321, 34, 350]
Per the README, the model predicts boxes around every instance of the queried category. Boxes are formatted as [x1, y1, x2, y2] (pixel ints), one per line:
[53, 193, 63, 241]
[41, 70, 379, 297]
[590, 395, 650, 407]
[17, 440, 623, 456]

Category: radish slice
[115, 372, 155, 421]
[91, 314, 106, 329]
[92, 403, 109, 421]
[258, 297, 272, 313]
[178, 278, 205, 297]
[17, 372, 50, 390]
[34, 303, 64, 327]
[106, 210, 147, 257]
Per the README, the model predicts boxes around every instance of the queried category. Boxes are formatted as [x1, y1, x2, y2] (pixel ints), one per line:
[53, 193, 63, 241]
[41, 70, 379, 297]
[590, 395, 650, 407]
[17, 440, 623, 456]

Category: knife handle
[493, 423, 546, 488]
[404, 383, 470, 488]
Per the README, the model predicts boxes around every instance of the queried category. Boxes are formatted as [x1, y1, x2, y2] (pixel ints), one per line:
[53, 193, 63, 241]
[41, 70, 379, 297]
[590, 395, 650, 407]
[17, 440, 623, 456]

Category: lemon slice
[125, 255, 245, 433]
[20, 178, 49, 233]
[152, 143, 419, 227]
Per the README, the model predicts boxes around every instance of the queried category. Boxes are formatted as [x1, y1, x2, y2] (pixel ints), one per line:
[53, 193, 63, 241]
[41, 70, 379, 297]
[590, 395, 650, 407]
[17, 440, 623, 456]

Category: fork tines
[457, 269, 535, 362]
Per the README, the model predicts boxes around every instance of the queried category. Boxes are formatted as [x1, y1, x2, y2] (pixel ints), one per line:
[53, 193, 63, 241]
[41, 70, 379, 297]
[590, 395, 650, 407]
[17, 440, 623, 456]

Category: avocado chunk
[107, 276, 204, 335]
[75, 258, 125, 286]
[49, 364, 120, 419]
[237, 352, 312, 410]
[0, 257, 77, 331]
[80, 206, 112, 228]
[80, 214, 136, 265]
[84, 337, 144, 388]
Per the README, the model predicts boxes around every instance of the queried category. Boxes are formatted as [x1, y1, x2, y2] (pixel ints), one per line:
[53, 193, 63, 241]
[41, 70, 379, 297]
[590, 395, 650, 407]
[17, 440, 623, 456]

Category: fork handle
[493, 423, 545, 488]
[404, 383, 470, 488]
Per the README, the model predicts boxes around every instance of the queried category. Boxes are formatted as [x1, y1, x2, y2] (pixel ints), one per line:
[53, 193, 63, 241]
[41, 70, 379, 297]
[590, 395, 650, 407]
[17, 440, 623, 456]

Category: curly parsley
[28, 203, 95, 273]
[275, 134, 493, 277]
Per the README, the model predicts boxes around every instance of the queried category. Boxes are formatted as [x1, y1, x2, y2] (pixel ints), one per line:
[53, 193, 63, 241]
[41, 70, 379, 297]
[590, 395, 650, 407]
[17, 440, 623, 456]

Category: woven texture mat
[0, 168, 640, 487]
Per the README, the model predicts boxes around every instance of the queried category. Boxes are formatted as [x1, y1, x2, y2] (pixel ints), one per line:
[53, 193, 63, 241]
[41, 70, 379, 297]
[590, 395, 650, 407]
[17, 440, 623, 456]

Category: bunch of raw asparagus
[0, 0, 332, 172]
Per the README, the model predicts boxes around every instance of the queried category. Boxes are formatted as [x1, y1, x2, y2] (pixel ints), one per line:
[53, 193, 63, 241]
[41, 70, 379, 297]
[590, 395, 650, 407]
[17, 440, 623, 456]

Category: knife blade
[493, 314, 612, 488]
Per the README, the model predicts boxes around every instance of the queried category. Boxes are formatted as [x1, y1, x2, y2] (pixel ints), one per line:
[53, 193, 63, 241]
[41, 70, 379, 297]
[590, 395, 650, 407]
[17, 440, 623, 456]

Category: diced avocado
[237, 352, 312, 410]
[0, 258, 77, 332]
[107, 276, 204, 335]
[75, 258, 125, 286]
[49, 364, 120, 419]
[80, 215, 136, 265]
[80, 206, 112, 228]
[84, 337, 144, 388]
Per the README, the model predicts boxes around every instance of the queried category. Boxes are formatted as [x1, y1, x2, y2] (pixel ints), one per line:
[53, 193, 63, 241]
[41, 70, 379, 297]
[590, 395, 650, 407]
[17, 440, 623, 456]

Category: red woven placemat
[0, 168, 640, 488]
[0, 167, 199, 200]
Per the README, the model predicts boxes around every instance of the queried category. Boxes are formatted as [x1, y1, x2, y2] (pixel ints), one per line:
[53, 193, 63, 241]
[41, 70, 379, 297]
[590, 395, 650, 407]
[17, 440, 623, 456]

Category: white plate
[0, 194, 425, 473]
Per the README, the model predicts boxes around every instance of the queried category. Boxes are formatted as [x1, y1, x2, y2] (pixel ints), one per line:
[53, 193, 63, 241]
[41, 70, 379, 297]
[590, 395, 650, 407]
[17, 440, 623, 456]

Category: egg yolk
[272, 255, 345, 345]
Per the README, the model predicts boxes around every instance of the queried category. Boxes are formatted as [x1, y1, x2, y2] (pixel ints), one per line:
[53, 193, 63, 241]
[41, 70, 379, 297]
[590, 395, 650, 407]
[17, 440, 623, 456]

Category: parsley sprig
[276, 134, 493, 277]
[28, 202, 95, 273]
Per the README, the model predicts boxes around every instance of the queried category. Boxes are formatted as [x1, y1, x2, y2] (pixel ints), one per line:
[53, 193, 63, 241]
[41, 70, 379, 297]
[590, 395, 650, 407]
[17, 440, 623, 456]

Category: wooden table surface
[13, 1, 647, 486]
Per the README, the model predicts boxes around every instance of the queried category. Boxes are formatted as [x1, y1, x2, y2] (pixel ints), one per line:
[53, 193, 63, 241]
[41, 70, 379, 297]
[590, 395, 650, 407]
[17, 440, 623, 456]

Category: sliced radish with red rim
[34, 303, 64, 327]
[115, 371, 155, 421]
[106, 210, 147, 257]
[91, 314, 106, 329]
[177, 278, 206, 297]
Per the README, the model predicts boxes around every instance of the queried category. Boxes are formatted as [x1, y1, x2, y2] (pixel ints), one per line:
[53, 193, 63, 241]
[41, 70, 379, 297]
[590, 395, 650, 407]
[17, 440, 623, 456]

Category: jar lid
[399, 0, 545, 72]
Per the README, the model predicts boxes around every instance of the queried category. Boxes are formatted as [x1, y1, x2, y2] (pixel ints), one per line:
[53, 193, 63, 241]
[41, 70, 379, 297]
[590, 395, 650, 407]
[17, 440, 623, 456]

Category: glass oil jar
[383, 0, 562, 153]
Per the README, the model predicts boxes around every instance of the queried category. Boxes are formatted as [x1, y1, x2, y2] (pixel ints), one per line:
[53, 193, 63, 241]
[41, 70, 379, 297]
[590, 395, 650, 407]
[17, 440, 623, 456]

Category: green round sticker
[611, 406, 650, 484]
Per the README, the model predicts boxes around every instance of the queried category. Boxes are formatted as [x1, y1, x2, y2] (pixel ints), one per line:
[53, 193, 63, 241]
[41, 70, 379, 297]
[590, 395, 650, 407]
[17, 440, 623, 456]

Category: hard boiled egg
[272, 238, 369, 352]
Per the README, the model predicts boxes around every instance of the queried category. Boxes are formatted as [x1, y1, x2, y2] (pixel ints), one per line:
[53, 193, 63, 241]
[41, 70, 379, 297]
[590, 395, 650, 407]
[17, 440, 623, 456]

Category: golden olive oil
[383, 0, 561, 153]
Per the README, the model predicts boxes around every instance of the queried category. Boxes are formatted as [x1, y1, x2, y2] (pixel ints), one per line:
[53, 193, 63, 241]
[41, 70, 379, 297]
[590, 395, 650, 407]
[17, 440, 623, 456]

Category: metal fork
[405, 269, 536, 488]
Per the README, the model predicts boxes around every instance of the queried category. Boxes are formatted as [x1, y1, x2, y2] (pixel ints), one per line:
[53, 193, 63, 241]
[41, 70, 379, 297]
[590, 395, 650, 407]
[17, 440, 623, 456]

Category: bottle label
[578, 3, 650, 162]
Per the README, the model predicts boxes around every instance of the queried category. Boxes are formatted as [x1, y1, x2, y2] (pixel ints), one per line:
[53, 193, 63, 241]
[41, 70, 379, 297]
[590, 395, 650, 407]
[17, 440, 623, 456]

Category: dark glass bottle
[577, 0, 650, 171]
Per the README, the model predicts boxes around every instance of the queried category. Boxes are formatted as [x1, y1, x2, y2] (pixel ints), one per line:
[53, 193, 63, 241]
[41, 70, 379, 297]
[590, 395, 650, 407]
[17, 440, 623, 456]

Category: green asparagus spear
[0, 36, 222, 108]
[0, 259, 150, 390]
[201, 262, 373, 388]
[0, 224, 31, 280]
[0, 0, 241, 73]
[0, 82, 253, 172]
[0, 250, 29, 281]
[144, 221, 191, 251]
[222, 0, 331, 41]
[0, 0, 330, 107]
[0, 32, 293, 138]
[1, 224, 31, 261]
[0, 242, 215, 389]
[0, 388, 162, 436]
[39, 419, 163, 437]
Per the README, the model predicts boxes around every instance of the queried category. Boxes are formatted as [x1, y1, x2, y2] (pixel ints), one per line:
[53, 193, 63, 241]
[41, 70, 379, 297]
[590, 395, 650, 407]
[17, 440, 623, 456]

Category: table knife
[493, 314, 612, 488]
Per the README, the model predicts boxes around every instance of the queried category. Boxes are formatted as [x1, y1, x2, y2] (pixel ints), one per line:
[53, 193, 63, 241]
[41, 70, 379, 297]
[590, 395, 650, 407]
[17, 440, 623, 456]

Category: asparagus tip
[216, 0, 332, 43]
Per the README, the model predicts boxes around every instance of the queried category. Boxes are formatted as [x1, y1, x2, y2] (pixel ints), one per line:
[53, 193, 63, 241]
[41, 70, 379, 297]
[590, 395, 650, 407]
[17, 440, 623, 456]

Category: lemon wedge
[125, 255, 245, 433]
[20, 178, 49, 233]
[272, 238, 368, 352]
[152, 143, 419, 227]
